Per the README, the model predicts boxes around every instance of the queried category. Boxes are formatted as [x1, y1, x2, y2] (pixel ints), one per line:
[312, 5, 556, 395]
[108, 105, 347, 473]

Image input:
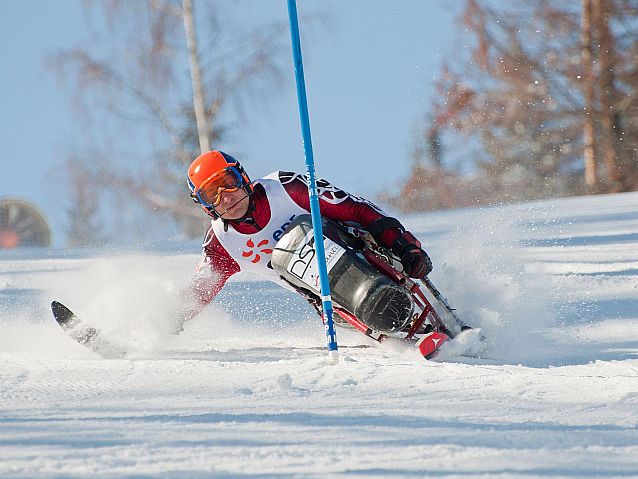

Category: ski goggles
[193, 166, 245, 207]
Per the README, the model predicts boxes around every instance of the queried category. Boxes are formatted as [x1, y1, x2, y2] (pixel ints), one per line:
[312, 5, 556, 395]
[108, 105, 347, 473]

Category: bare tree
[64, 157, 106, 248]
[182, 0, 209, 153]
[595, 0, 621, 191]
[582, 0, 598, 189]
[390, 0, 638, 212]
[52, 0, 302, 244]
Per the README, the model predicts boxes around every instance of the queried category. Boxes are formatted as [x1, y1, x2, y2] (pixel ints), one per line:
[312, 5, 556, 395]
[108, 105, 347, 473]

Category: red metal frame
[334, 306, 387, 342]
[363, 251, 405, 284]
[362, 250, 447, 340]
[320, 238, 461, 359]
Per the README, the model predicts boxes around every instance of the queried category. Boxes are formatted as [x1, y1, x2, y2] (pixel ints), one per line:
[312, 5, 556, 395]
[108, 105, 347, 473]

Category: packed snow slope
[2, 192, 638, 478]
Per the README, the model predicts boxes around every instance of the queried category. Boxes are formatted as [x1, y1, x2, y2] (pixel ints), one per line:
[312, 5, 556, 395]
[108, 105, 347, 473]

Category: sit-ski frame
[332, 225, 466, 344]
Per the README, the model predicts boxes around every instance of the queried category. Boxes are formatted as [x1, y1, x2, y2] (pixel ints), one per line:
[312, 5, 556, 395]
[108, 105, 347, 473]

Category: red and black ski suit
[182, 171, 430, 324]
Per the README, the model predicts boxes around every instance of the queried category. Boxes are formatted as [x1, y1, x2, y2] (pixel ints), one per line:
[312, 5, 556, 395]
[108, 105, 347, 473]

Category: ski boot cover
[271, 215, 413, 333]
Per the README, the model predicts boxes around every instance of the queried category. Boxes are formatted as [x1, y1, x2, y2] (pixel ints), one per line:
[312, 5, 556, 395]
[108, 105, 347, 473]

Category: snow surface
[2, 192, 638, 478]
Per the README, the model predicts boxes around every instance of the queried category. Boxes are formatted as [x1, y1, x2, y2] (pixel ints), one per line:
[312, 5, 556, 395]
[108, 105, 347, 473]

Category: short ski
[51, 301, 127, 358]
[426, 327, 489, 360]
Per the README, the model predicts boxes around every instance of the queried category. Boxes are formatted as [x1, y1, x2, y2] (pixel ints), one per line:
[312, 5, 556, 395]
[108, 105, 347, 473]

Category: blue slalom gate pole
[287, 0, 338, 363]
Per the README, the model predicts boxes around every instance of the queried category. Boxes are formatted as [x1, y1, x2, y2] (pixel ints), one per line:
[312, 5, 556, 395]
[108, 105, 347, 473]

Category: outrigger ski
[412, 277, 488, 359]
[51, 301, 127, 359]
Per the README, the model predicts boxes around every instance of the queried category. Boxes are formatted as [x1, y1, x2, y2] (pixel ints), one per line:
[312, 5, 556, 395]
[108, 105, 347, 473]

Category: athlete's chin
[220, 204, 247, 220]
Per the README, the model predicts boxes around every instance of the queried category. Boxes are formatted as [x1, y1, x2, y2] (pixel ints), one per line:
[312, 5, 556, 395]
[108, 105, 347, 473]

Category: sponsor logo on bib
[273, 215, 297, 241]
[241, 238, 273, 264]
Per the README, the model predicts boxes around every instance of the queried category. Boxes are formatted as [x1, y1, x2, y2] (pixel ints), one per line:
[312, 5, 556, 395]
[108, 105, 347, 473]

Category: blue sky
[0, 0, 463, 245]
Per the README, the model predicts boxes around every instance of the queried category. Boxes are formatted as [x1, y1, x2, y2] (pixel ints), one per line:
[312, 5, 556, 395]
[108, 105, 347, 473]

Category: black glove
[391, 232, 433, 278]
[365, 217, 433, 278]
[401, 246, 432, 278]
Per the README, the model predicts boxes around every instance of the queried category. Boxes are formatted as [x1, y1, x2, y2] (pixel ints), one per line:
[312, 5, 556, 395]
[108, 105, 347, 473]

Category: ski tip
[51, 300, 76, 326]
[416, 331, 450, 359]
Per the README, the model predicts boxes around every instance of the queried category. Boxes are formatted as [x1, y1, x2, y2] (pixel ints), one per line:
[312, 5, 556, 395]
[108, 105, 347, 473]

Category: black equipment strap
[365, 217, 405, 240]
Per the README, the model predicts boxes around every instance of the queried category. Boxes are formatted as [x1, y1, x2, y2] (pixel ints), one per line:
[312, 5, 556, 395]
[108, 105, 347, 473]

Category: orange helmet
[187, 150, 253, 218]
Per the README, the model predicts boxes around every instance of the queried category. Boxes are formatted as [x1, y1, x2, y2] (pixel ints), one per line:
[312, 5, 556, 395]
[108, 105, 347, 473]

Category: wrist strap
[391, 234, 412, 257]
[366, 217, 404, 240]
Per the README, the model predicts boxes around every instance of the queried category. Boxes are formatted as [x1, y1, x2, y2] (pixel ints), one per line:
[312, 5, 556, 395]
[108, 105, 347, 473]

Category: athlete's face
[216, 188, 250, 220]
